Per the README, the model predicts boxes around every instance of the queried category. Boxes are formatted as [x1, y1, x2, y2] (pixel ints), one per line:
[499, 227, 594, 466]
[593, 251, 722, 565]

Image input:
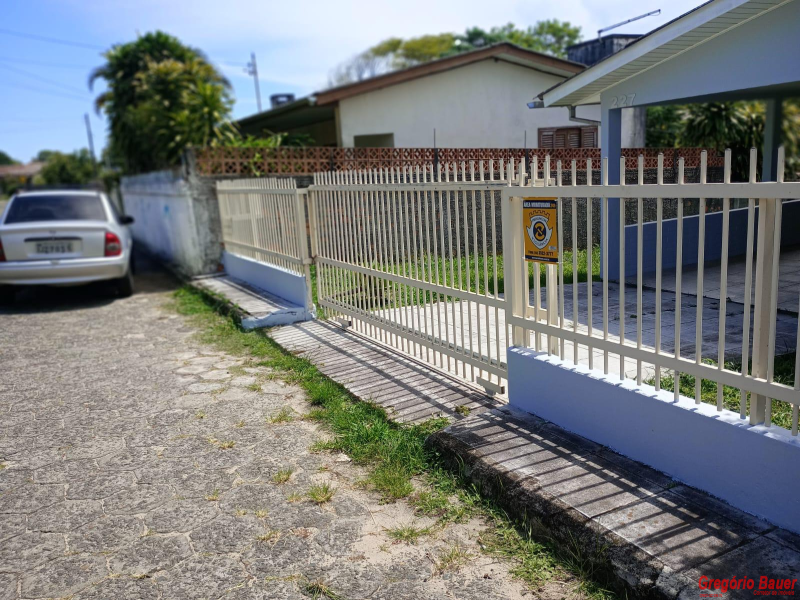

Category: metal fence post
[503, 164, 525, 347]
[294, 189, 314, 313]
[750, 197, 776, 424]
[546, 263, 559, 355]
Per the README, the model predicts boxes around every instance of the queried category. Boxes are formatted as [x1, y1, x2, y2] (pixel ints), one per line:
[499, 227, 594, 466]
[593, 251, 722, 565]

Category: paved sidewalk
[266, 317, 800, 598]
[271, 321, 497, 424]
[0, 265, 532, 600]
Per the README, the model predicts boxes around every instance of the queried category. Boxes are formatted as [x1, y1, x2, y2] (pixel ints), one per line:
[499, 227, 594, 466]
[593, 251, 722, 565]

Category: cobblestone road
[0, 265, 532, 599]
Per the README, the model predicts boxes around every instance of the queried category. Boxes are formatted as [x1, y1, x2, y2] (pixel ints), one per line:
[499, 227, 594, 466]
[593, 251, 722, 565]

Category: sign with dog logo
[523, 198, 559, 263]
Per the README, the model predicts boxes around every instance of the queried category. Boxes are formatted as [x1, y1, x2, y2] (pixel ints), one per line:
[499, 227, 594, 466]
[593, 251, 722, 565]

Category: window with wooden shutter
[538, 127, 598, 149]
[538, 128, 555, 148]
[581, 127, 598, 148]
[566, 129, 581, 148]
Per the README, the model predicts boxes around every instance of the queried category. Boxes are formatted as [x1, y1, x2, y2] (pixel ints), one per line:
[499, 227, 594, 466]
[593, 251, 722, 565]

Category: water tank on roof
[270, 93, 295, 109]
[567, 35, 641, 67]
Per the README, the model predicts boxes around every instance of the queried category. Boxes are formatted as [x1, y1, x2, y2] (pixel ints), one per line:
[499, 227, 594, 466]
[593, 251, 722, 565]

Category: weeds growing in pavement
[433, 544, 472, 574]
[386, 523, 431, 544]
[170, 286, 617, 599]
[303, 580, 346, 600]
[272, 468, 293, 484]
[307, 483, 336, 504]
[268, 406, 295, 424]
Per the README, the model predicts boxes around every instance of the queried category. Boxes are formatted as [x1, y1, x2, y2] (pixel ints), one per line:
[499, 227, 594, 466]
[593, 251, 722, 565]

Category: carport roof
[541, 0, 793, 107]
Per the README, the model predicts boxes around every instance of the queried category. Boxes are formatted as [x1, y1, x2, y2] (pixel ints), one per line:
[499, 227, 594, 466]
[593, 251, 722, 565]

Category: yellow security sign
[523, 198, 559, 263]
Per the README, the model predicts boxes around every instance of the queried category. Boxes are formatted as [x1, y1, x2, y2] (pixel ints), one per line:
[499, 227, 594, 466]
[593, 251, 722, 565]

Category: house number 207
[610, 94, 636, 108]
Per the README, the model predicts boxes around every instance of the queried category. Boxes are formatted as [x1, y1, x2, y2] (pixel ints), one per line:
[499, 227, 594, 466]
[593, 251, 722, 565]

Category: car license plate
[36, 241, 74, 254]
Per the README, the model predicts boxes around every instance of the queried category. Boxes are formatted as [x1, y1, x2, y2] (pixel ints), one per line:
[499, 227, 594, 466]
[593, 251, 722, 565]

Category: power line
[0, 63, 90, 96]
[0, 56, 94, 69]
[0, 125, 79, 135]
[4, 81, 90, 103]
[0, 28, 104, 51]
[0, 29, 240, 70]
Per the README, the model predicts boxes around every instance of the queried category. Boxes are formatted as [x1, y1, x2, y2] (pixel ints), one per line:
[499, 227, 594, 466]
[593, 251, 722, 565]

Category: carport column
[601, 104, 623, 280]
[763, 97, 783, 182]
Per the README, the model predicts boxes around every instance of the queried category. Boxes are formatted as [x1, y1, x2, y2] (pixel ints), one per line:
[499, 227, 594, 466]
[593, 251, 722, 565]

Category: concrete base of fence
[508, 346, 800, 534]
[193, 273, 313, 329]
[222, 251, 309, 311]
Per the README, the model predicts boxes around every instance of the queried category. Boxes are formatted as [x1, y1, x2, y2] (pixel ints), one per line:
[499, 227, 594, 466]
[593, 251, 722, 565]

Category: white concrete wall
[222, 251, 309, 311]
[338, 59, 601, 148]
[121, 170, 208, 277]
[508, 347, 800, 534]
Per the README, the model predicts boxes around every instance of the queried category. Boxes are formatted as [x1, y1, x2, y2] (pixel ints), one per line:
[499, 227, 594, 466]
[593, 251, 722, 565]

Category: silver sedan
[0, 190, 135, 304]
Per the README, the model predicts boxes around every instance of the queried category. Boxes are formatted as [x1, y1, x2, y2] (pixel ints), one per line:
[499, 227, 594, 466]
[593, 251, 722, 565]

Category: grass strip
[171, 285, 616, 599]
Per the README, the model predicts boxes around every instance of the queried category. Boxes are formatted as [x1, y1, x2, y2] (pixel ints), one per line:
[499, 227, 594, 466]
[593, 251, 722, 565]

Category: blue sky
[1, 0, 702, 163]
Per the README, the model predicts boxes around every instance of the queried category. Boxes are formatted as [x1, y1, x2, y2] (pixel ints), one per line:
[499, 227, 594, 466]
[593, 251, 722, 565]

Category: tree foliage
[39, 149, 95, 186]
[0, 150, 17, 166]
[328, 20, 582, 86]
[91, 31, 235, 174]
[646, 100, 800, 179]
[34, 150, 56, 163]
[645, 106, 683, 148]
[455, 21, 582, 58]
[225, 132, 314, 148]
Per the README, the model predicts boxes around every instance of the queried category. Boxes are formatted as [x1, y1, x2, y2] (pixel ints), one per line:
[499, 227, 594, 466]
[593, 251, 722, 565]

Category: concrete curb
[426, 422, 683, 598]
[191, 274, 313, 329]
[424, 405, 797, 600]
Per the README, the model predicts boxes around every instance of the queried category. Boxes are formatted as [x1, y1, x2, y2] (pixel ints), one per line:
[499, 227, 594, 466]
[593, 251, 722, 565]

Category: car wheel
[0, 285, 16, 306]
[115, 269, 134, 298]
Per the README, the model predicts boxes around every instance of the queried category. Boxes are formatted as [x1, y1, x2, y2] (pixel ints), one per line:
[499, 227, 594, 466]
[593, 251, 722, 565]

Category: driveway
[0, 258, 530, 599]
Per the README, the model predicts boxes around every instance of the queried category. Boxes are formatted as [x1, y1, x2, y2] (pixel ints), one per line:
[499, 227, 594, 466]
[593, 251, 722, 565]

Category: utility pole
[84, 113, 98, 177]
[246, 52, 262, 113]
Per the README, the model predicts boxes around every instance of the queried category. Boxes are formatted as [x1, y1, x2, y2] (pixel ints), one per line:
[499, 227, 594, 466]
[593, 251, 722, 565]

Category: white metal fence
[217, 149, 800, 436]
[216, 177, 308, 277]
[505, 149, 800, 436]
[308, 165, 515, 394]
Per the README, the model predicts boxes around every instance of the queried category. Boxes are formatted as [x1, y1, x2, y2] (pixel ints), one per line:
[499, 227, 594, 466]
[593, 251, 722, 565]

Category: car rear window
[4, 194, 107, 224]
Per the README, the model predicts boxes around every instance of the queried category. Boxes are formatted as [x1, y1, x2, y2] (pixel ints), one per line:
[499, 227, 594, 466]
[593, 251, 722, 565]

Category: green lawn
[313, 246, 600, 309]
[650, 354, 797, 431]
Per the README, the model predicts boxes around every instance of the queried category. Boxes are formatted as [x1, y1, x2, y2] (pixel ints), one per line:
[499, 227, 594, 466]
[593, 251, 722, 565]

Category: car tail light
[105, 232, 122, 257]
[0, 238, 5, 262]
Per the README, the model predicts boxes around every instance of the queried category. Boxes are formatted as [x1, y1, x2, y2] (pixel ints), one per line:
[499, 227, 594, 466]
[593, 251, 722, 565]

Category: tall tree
[34, 150, 56, 163]
[90, 31, 234, 174]
[455, 21, 581, 58]
[39, 149, 95, 185]
[328, 21, 582, 86]
[0, 150, 17, 166]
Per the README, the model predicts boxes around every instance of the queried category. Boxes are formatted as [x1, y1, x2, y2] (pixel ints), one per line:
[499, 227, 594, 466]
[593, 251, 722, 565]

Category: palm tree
[90, 31, 233, 174]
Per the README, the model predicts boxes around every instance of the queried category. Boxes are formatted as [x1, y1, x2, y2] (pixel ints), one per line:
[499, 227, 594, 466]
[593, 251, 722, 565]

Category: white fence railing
[505, 148, 800, 436]
[216, 178, 308, 277]
[308, 165, 512, 394]
[216, 150, 800, 436]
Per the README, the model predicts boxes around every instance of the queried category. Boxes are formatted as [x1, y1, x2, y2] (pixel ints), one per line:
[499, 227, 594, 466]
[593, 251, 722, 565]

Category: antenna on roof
[598, 9, 660, 39]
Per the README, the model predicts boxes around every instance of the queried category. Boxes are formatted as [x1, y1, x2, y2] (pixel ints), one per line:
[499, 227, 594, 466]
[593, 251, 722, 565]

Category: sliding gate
[308, 164, 516, 394]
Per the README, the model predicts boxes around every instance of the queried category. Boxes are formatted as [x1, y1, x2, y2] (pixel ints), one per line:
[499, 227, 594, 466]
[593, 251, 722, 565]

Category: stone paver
[0, 263, 534, 599]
